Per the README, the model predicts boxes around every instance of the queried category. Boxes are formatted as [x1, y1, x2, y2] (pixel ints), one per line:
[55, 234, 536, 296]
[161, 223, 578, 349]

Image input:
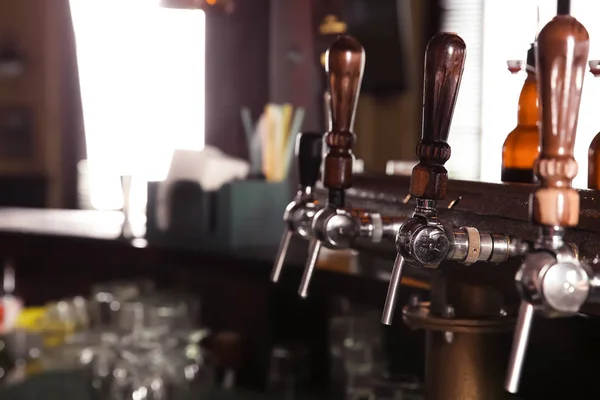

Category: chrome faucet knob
[395, 216, 449, 268]
[506, 246, 590, 394]
[518, 249, 590, 315]
[299, 206, 391, 298]
[311, 206, 360, 249]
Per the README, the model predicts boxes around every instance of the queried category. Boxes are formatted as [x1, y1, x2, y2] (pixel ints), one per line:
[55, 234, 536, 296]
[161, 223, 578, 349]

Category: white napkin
[156, 147, 250, 231]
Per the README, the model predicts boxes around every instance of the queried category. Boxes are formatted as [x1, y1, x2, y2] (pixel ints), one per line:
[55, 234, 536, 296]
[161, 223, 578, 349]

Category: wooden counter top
[0, 208, 124, 240]
[0, 207, 431, 290]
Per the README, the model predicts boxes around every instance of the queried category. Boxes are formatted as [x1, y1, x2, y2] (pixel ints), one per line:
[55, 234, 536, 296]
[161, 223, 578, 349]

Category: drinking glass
[329, 297, 386, 399]
[89, 280, 155, 329]
[266, 343, 309, 400]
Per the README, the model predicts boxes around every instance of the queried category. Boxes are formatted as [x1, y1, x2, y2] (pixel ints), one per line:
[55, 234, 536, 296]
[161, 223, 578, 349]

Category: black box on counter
[146, 179, 290, 250]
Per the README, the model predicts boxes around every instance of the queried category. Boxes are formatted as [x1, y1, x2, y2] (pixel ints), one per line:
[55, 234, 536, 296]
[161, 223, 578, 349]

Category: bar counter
[0, 207, 432, 289]
[0, 370, 275, 400]
[0, 206, 429, 396]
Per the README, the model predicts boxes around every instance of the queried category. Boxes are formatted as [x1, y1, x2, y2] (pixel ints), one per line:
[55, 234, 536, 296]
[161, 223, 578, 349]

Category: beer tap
[505, 15, 593, 394]
[270, 131, 323, 283]
[297, 35, 404, 299]
[381, 33, 526, 326]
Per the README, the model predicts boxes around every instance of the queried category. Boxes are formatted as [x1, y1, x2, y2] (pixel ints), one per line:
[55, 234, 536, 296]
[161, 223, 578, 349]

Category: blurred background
[0, 0, 600, 399]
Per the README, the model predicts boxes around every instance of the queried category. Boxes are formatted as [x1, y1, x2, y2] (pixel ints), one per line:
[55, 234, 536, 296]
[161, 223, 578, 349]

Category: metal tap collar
[414, 198, 437, 216]
[535, 225, 565, 250]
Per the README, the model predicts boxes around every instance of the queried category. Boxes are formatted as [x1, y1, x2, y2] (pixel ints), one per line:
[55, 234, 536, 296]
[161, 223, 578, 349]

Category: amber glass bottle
[588, 63, 600, 189]
[589, 135, 600, 189]
[501, 44, 540, 184]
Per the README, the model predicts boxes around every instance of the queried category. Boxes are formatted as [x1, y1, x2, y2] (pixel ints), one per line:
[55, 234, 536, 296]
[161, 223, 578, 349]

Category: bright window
[440, 0, 484, 181]
[443, 0, 600, 188]
[69, 0, 205, 210]
[479, 0, 557, 183]
[570, 0, 600, 189]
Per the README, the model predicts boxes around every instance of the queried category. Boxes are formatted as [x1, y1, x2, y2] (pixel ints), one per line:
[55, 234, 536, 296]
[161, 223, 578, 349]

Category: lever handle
[532, 16, 589, 227]
[410, 33, 466, 200]
[298, 238, 322, 298]
[381, 254, 406, 325]
[323, 35, 365, 199]
[271, 229, 293, 283]
[505, 301, 535, 393]
[297, 132, 324, 189]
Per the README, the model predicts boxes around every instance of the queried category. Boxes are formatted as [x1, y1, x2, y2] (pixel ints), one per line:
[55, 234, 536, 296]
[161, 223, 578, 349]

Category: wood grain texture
[410, 33, 466, 200]
[532, 15, 589, 227]
[323, 35, 364, 192]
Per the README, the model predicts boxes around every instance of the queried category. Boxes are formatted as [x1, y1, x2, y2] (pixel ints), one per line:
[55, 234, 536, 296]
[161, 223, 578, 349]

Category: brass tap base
[403, 302, 514, 333]
[426, 329, 513, 400]
[404, 301, 515, 400]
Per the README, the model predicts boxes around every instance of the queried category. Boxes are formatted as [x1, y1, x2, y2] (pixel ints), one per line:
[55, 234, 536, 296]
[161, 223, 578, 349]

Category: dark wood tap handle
[323, 35, 365, 195]
[532, 16, 589, 227]
[297, 132, 323, 189]
[410, 33, 466, 200]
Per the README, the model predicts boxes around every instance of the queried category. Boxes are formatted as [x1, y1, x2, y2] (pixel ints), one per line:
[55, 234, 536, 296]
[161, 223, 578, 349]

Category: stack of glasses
[22, 281, 212, 400]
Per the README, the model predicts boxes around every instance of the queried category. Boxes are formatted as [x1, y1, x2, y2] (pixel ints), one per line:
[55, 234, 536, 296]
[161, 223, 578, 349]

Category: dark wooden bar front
[0, 207, 426, 393]
[1, 175, 600, 396]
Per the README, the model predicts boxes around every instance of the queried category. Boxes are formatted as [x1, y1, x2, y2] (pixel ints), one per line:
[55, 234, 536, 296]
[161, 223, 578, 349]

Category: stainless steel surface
[298, 239, 322, 299]
[291, 201, 319, 239]
[506, 243, 592, 393]
[381, 254, 405, 325]
[542, 256, 590, 312]
[505, 301, 534, 394]
[589, 272, 600, 303]
[395, 217, 449, 268]
[478, 232, 493, 262]
[312, 207, 359, 249]
[270, 191, 320, 283]
[448, 229, 468, 261]
[270, 229, 293, 283]
[489, 234, 511, 263]
[447, 229, 523, 264]
[516, 247, 590, 315]
[303, 206, 398, 297]
[360, 212, 383, 243]
[410, 224, 449, 267]
[381, 217, 404, 241]
[536, 225, 565, 250]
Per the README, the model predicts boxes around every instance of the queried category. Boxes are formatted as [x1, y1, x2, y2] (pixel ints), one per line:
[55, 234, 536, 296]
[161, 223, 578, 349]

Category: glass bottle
[588, 61, 600, 189]
[501, 44, 540, 184]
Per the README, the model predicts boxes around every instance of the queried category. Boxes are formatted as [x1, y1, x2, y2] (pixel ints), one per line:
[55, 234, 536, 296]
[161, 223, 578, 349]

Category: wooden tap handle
[532, 16, 589, 227]
[410, 33, 466, 200]
[323, 35, 365, 192]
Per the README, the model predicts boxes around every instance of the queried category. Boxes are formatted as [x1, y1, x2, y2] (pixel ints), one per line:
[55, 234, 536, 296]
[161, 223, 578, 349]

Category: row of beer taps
[269, 13, 600, 395]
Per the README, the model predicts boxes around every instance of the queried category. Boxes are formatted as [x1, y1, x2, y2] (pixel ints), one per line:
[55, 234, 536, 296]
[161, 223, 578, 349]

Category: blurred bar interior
[2, 0, 600, 399]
